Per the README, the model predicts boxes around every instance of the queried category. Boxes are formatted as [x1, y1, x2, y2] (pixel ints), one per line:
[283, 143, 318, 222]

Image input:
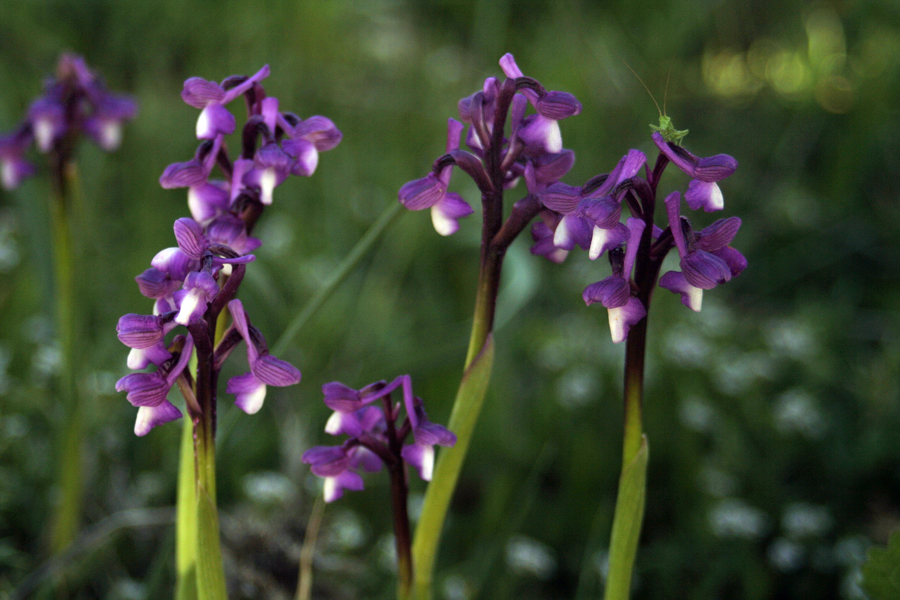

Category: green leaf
[412, 335, 495, 600]
[604, 435, 649, 600]
[861, 529, 900, 600]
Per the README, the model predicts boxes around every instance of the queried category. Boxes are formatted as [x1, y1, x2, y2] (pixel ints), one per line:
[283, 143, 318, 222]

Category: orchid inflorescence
[115, 65, 341, 435]
[0, 53, 137, 190]
[303, 375, 457, 502]
[398, 53, 745, 344]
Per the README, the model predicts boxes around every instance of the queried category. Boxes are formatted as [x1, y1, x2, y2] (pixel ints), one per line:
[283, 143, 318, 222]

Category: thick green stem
[411, 250, 499, 598]
[194, 409, 227, 600]
[175, 415, 199, 600]
[49, 160, 83, 554]
[604, 319, 649, 600]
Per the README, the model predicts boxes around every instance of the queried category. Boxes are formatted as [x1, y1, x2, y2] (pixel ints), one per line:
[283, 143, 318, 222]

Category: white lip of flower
[543, 119, 562, 153]
[260, 168, 277, 205]
[324, 411, 344, 435]
[685, 284, 703, 312]
[419, 445, 435, 481]
[196, 107, 212, 139]
[324, 477, 340, 502]
[175, 288, 204, 325]
[2, 162, 16, 190]
[238, 383, 266, 414]
[608, 305, 627, 344]
[34, 118, 56, 153]
[431, 206, 457, 236]
[589, 226, 615, 260]
[100, 121, 122, 150]
[127, 347, 148, 370]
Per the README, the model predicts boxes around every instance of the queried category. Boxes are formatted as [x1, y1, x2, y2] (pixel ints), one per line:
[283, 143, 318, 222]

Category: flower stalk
[400, 54, 582, 598]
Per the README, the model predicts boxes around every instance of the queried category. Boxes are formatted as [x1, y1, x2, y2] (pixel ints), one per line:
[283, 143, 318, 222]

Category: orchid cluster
[116, 65, 341, 435]
[303, 375, 457, 502]
[159, 64, 341, 226]
[394, 54, 747, 598]
[399, 53, 581, 240]
[0, 53, 136, 190]
[549, 131, 745, 343]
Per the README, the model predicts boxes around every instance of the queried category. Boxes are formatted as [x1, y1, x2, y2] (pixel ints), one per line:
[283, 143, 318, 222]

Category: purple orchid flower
[0, 54, 136, 189]
[583, 217, 648, 343]
[181, 65, 270, 140]
[304, 375, 456, 501]
[0, 127, 36, 190]
[225, 299, 302, 414]
[658, 192, 747, 311]
[499, 54, 582, 154]
[398, 119, 474, 236]
[115, 335, 193, 436]
[652, 133, 738, 212]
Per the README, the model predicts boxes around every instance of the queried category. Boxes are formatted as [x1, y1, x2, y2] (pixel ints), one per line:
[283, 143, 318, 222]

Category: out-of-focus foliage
[1, 0, 898, 598]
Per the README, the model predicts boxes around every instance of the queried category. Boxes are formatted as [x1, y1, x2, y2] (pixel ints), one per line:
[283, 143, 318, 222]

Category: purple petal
[659, 271, 703, 312]
[302, 445, 348, 471]
[681, 250, 732, 289]
[583, 276, 630, 309]
[348, 445, 383, 473]
[711, 246, 747, 277]
[325, 410, 363, 436]
[589, 222, 629, 260]
[697, 217, 741, 251]
[652, 132, 698, 177]
[282, 138, 318, 177]
[694, 154, 738, 182]
[540, 182, 582, 214]
[134, 401, 182, 436]
[401, 443, 436, 481]
[160, 159, 209, 189]
[413, 421, 457, 448]
[291, 115, 343, 151]
[553, 214, 591, 251]
[579, 196, 621, 229]
[530, 222, 569, 263]
[606, 297, 646, 343]
[173, 218, 207, 259]
[536, 91, 582, 119]
[196, 103, 235, 140]
[116, 372, 169, 407]
[323, 470, 364, 502]
[226, 372, 267, 414]
[251, 355, 301, 387]
[431, 193, 473, 236]
[126, 342, 172, 370]
[151, 247, 197, 280]
[322, 382, 363, 412]
[181, 77, 226, 108]
[532, 150, 575, 185]
[517, 114, 562, 153]
[187, 181, 230, 223]
[685, 179, 724, 212]
[398, 174, 444, 210]
[117, 314, 166, 349]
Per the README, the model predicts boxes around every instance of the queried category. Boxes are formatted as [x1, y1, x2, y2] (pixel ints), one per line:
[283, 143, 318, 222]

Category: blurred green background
[1, 0, 899, 598]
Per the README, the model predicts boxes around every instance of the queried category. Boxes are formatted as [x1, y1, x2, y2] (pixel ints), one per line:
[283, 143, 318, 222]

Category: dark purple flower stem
[465, 79, 518, 365]
[382, 394, 414, 598]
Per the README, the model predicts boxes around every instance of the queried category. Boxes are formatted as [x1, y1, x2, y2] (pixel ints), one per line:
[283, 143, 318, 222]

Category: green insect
[623, 61, 689, 146]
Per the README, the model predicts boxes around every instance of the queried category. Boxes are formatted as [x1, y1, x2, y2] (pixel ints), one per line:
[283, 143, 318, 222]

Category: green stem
[194, 409, 227, 600]
[48, 160, 83, 555]
[175, 415, 198, 600]
[411, 252, 500, 599]
[603, 303, 650, 600]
